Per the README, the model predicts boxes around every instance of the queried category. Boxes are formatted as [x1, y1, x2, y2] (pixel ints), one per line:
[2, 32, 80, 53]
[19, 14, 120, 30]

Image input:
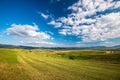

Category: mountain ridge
[0, 44, 120, 50]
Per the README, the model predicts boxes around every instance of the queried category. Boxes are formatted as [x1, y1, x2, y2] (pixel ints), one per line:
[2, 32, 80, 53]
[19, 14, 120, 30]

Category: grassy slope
[0, 48, 120, 80]
[0, 49, 18, 63]
[50, 50, 120, 63]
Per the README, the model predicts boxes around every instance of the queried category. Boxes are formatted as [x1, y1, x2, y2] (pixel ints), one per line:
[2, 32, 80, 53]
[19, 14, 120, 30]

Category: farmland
[0, 48, 120, 80]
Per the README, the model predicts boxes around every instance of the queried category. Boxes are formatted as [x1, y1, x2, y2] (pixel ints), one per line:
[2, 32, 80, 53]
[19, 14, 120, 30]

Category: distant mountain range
[0, 44, 120, 50]
[0, 44, 37, 49]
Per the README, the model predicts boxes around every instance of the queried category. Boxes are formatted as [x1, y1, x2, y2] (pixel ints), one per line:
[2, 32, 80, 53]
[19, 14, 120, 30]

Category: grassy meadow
[0, 48, 120, 80]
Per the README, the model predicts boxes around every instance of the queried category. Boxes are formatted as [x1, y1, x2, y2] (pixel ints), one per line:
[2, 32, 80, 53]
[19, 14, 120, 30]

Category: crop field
[0, 48, 120, 80]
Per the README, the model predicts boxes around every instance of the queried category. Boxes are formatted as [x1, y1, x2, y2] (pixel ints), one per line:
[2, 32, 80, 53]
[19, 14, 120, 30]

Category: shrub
[69, 55, 74, 60]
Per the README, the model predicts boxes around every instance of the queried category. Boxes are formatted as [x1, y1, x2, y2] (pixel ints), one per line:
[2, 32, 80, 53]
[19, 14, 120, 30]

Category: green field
[0, 48, 120, 80]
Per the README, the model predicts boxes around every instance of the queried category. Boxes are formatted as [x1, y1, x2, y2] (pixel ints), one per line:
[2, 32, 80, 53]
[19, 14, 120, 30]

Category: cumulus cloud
[48, 0, 120, 42]
[48, 20, 62, 28]
[7, 24, 52, 40]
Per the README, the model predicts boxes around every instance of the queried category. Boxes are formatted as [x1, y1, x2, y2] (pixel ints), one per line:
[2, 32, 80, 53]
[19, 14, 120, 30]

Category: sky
[0, 0, 120, 47]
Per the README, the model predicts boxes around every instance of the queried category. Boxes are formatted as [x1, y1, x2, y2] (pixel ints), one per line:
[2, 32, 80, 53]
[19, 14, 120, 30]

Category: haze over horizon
[0, 0, 120, 47]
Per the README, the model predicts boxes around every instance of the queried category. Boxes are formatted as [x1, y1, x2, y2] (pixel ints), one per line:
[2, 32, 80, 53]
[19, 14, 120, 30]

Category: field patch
[50, 50, 120, 63]
[0, 49, 18, 63]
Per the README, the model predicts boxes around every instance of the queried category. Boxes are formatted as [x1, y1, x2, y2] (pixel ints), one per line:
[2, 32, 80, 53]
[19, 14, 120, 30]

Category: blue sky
[0, 0, 120, 47]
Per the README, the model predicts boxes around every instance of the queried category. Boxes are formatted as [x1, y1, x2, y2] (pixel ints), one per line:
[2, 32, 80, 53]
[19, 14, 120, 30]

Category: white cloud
[48, 20, 62, 28]
[76, 42, 81, 44]
[59, 29, 68, 35]
[40, 13, 49, 19]
[38, 41, 56, 45]
[7, 24, 52, 40]
[104, 41, 113, 44]
[82, 13, 120, 42]
[100, 41, 115, 47]
[22, 41, 56, 45]
[48, 0, 120, 42]
[20, 40, 64, 47]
